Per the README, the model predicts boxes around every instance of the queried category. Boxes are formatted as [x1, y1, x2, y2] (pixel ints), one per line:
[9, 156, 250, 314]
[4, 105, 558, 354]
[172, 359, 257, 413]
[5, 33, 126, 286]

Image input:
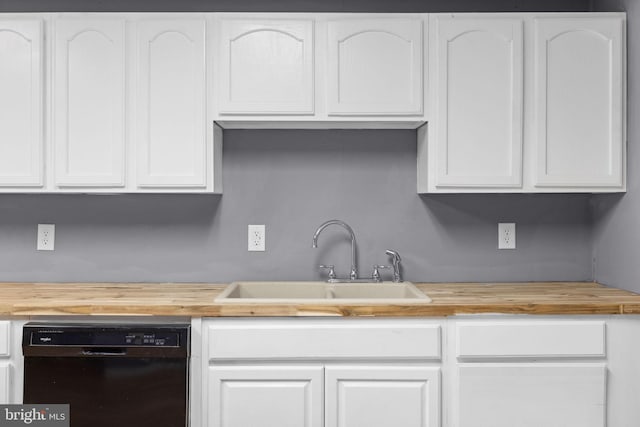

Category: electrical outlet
[248, 225, 265, 252]
[37, 224, 55, 251]
[498, 223, 516, 249]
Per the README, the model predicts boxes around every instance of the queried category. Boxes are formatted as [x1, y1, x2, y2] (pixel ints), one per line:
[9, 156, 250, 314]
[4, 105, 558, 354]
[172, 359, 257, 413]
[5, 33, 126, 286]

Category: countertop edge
[1, 281, 639, 317]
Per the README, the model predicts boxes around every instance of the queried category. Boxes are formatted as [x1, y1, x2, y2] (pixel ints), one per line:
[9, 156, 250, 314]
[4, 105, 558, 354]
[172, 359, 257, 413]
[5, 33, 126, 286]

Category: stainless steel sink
[215, 281, 431, 304]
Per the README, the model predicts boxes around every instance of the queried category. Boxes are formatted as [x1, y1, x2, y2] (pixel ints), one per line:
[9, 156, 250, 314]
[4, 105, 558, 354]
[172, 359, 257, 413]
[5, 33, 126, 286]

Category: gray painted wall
[0, 0, 596, 284]
[592, 0, 639, 292]
[0, 131, 593, 283]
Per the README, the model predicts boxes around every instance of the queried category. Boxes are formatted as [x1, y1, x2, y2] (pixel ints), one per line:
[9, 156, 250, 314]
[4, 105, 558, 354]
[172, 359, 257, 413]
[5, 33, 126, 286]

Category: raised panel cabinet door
[432, 16, 523, 188]
[0, 363, 10, 404]
[327, 18, 423, 115]
[0, 321, 9, 357]
[217, 19, 314, 115]
[325, 366, 440, 427]
[209, 365, 323, 427]
[135, 19, 207, 188]
[534, 17, 624, 188]
[456, 363, 606, 427]
[54, 19, 126, 188]
[0, 20, 44, 188]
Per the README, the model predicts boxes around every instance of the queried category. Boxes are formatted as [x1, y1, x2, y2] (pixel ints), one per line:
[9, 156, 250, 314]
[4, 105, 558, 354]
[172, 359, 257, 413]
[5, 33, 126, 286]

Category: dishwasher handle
[81, 348, 127, 356]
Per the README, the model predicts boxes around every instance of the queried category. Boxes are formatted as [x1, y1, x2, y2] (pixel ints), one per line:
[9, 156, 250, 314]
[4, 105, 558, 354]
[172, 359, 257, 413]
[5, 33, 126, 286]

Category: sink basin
[215, 281, 431, 304]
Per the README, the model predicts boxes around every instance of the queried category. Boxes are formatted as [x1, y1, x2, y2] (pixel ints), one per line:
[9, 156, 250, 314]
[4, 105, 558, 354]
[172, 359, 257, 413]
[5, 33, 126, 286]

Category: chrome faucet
[385, 249, 403, 283]
[312, 220, 358, 280]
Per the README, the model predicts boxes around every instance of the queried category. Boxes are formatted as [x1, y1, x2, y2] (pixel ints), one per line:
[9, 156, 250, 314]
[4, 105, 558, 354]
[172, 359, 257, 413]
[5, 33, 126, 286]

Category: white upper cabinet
[533, 17, 625, 189]
[419, 12, 626, 193]
[134, 19, 209, 189]
[213, 14, 427, 127]
[53, 19, 126, 188]
[429, 15, 523, 189]
[215, 17, 314, 115]
[0, 12, 626, 194]
[326, 18, 424, 116]
[0, 20, 44, 188]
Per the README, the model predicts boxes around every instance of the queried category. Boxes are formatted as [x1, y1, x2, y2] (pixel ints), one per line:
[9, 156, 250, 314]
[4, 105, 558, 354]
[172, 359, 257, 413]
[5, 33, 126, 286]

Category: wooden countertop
[1, 281, 640, 317]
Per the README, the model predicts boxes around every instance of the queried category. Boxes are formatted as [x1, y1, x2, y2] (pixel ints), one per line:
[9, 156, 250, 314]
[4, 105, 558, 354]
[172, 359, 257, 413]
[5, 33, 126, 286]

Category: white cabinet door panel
[457, 363, 606, 427]
[325, 366, 440, 427]
[432, 16, 523, 188]
[534, 17, 624, 188]
[0, 321, 9, 357]
[0, 363, 10, 404]
[209, 365, 323, 427]
[327, 18, 423, 115]
[54, 19, 126, 188]
[217, 19, 314, 115]
[0, 20, 44, 187]
[135, 19, 207, 188]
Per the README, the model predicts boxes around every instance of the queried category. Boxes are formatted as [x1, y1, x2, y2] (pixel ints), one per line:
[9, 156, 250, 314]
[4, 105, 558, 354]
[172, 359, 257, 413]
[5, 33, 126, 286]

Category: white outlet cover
[37, 224, 55, 251]
[498, 222, 516, 250]
[248, 224, 265, 252]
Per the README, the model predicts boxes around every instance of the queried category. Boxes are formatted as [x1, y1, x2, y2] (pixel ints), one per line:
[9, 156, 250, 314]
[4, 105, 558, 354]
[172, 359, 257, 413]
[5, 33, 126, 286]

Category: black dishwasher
[22, 323, 190, 427]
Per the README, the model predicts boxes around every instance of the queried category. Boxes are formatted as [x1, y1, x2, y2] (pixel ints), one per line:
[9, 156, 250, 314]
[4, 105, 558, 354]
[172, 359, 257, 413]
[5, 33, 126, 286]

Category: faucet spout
[385, 249, 403, 283]
[312, 220, 358, 280]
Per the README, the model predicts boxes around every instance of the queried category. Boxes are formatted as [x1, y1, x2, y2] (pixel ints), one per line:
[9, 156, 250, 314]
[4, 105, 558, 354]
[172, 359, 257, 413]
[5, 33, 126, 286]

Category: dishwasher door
[22, 323, 190, 427]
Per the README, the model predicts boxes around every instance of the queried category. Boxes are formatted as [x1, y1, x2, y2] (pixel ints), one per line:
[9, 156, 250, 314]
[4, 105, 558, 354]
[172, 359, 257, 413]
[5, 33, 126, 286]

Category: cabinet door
[327, 18, 423, 116]
[456, 363, 606, 427]
[534, 17, 624, 188]
[0, 363, 10, 404]
[0, 321, 8, 357]
[135, 19, 207, 189]
[325, 366, 440, 427]
[209, 365, 323, 427]
[431, 16, 523, 188]
[54, 19, 126, 188]
[0, 20, 44, 188]
[217, 19, 314, 115]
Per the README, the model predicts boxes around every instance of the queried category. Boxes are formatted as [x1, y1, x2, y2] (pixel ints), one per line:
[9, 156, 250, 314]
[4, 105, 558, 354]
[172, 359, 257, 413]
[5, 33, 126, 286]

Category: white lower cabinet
[456, 363, 606, 427]
[325, 366, 440, 427]
[203, 318, 442, 427]
[0, 320, 18, 404]
[209, 365, 323, 427]
[199, 316, 640, 427]
[453, 319, 608, 427]
[207, 364, 439, 427]
[0, 363, 10, 404]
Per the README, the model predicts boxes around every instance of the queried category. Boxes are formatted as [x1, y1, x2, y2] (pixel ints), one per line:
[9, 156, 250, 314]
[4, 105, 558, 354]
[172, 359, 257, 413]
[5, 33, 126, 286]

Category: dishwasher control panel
[124, 332, 174, 346]
[24, 324, 187, 348]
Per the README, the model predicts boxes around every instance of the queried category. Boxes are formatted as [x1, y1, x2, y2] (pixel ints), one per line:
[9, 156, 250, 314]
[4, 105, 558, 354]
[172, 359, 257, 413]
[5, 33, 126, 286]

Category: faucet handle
[372, 265, 390, 282]
[319, 265, 337, 280]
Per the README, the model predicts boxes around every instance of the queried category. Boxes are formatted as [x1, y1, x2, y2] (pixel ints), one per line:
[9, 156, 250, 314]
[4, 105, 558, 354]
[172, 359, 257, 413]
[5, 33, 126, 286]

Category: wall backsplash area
[0, 130, 593, 283]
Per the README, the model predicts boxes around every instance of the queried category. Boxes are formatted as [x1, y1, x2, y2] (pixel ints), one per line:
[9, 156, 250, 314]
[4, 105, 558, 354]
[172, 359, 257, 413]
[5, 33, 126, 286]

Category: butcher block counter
[1, 281, 640, 317]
